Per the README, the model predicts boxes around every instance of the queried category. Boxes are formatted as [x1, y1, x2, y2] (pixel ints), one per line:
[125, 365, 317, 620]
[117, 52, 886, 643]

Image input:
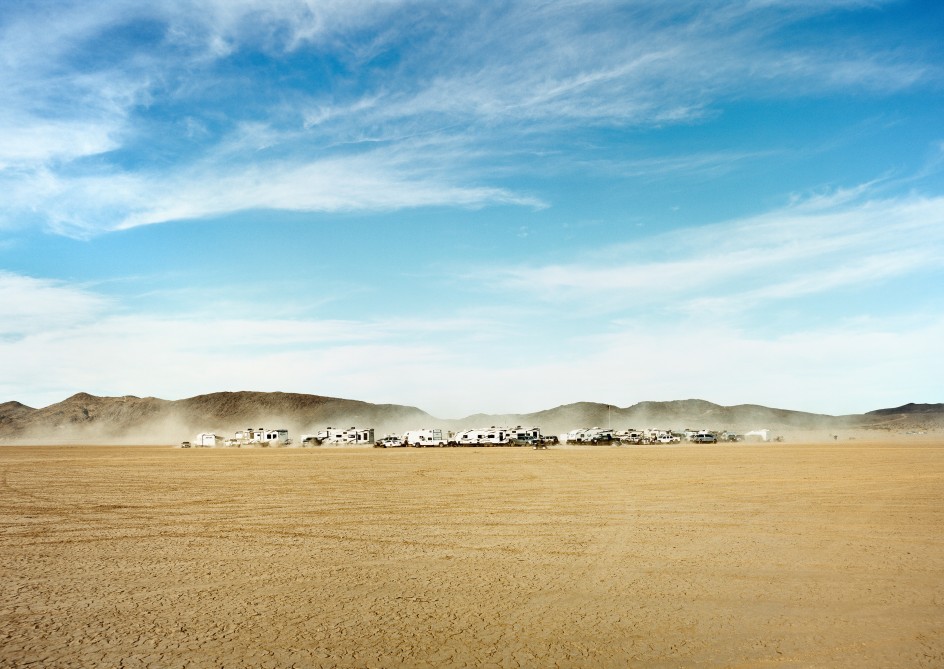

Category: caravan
[403, 429, 453, 447]
[234, 428, 291, 446]
[505, 426, 543, 446]
[454, 427, 511, 446]
[194, 433, 222, 447]
[302, 427, 375, 446]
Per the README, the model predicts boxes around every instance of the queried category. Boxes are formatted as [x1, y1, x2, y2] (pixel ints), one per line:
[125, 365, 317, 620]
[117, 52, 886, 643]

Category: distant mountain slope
[0, 391, 434, 444]
[866, 403, 944, 416]
[517, 399, 857, 435]
[0, 392, 938, 443]
[862, 403, 944, 429]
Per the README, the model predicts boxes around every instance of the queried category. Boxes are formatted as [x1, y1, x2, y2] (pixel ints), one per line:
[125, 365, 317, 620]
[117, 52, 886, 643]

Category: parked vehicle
[376, 434, 406, 448]
[404, 429, 453, 447]
[304, 427, 374, 446]
[507, 426, 543, 446]
[691, 432, 717, 444]
[566, 427, 616, 444]
[454, 428, 510, 445]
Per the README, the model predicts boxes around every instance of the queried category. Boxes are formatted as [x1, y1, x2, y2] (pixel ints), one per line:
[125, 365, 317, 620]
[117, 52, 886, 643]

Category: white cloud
[1, 259, 940, 417]
[1, 0, 937, 234]
[484, 189, 944, 315]
[0, 272, 110, 337]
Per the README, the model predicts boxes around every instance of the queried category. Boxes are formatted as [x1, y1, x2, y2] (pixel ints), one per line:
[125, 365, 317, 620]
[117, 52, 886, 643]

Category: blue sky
[1, 0, 942, 417]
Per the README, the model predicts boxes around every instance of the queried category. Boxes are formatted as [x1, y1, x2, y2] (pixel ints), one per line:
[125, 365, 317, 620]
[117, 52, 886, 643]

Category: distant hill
[516, 399, 861, 435]
[866, 403, 944, 416]
[0, 391, 939, 444]
[0, 391, 434, 444]
[862, 403, 944, 430]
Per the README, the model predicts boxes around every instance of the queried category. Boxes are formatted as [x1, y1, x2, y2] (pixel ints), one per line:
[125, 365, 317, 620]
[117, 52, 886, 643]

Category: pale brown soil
[1, 442, 943, 668]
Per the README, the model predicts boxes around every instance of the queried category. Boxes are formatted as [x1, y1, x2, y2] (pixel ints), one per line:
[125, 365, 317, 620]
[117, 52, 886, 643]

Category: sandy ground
[1, 441, 943, 668]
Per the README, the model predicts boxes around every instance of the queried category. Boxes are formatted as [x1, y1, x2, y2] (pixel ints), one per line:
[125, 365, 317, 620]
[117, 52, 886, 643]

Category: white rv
[195, 433, 222, 447]
[566, 427, 614, 444]
[403, 428, 453, 447]
[306, 427, 375, 446]
[454, 427, 510, 446]
[234, 427, 291, 446]
[564, 428, 587, 444]
[505, 426, 542, 445]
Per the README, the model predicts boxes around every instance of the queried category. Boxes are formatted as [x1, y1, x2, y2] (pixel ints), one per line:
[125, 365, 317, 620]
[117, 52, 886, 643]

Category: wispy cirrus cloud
[483, 186, 944, 316]
[1, 0, 937, 235]
[0, 272, 110, 337]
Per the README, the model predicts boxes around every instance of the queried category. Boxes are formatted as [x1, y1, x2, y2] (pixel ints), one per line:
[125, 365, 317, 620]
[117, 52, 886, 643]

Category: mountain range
[1, 392, 941, 444]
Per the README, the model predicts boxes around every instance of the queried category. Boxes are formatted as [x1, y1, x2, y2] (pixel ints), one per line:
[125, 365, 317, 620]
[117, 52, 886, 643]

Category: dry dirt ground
[1, 441, 943, 668]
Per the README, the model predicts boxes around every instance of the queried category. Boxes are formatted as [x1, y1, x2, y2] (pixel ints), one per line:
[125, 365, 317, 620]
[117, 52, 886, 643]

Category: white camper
[195, 433, 222, 447]
[506, 426, 542, 445]
[234, 427, 291, 446]
[308, 426, 375, 445]
[454, 427, 510, 446]
[564, 428, 587, 444]
[403, 428, 453, 447]
[567, 427, 614, 444]
[744, 429, 771, 442]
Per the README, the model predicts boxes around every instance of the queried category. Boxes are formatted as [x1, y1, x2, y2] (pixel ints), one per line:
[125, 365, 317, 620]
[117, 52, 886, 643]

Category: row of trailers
[186, 426, 544, 448]
[186, 425, 763, 449]
[376, 427, 546, 448]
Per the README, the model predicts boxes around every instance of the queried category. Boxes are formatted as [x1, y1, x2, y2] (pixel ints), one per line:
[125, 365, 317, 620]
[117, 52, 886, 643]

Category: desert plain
[1, 440, 943, 668]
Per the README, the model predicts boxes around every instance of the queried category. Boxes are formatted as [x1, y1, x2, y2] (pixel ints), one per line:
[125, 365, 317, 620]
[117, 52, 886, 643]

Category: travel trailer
[403, 429, 453, 447]
[234, 427, 291, 446]
[566, 427, 615, 444]
[303, 427, 375, 445]
[505, 426, 543, 445]
[454, 427, 511, 446]
[195, 433, 222, 447]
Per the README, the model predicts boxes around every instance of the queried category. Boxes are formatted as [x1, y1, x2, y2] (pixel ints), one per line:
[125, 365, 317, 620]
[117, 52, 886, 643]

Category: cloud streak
[1, 0, 937, 234]
[2, 265, 941, 416]
[484, 188, 944, 317]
